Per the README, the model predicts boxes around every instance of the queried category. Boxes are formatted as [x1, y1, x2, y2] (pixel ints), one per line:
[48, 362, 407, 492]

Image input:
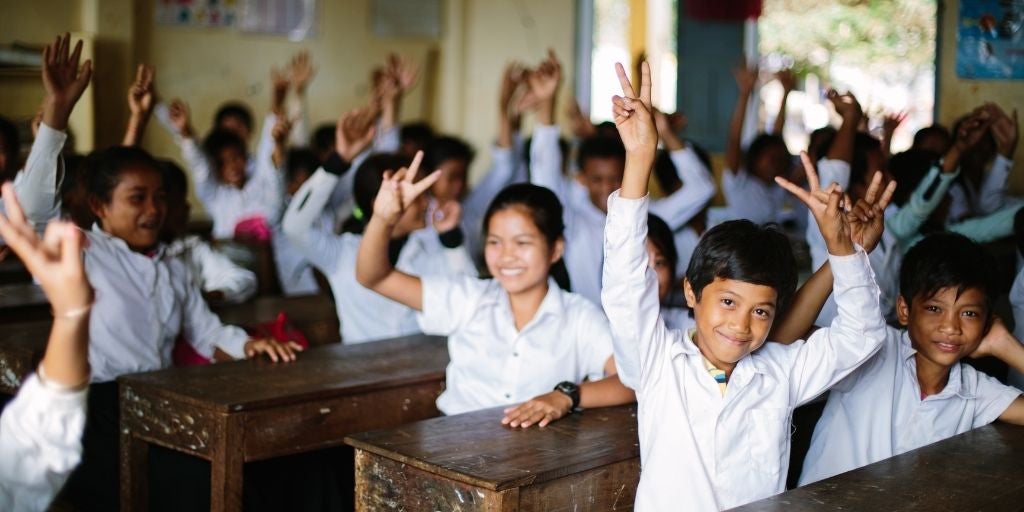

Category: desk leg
[210, 414, 244, 512]
[120, 431, 149, 510]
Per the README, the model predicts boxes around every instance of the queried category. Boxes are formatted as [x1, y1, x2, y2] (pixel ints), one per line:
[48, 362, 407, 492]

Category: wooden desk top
[731, 423, 1024, 511]
[119, 335, 448, 413]
[346, 404, 640, 491]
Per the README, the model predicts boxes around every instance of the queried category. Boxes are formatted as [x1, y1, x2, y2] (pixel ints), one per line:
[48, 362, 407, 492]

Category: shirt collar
[900, 331, 973, 400]
[675, 328, 767, 387]
[481, 277, 565, 323]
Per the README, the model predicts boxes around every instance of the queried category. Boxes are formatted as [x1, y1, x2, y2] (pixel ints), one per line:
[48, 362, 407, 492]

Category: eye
[720, 298, 734, 307]
[754, 308, 772, 319]
[962, 310, 980, 318]
[925, 305, 941, 313]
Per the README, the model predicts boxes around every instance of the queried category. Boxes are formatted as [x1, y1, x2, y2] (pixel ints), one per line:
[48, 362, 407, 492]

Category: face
[218, 116, 251, 143]
[684, 277, 778, 373]
[484, 207, 563, 296]
[91, 167, 167, 252]
[430, 158, 468, 203]
[752, 144, 791, 183]
[898, 287, 988, 369]
[218, 147, 247, 188]
[646, 239, 674, 303]
[917, 133, 951, 155]
[580, 156, 624, 213]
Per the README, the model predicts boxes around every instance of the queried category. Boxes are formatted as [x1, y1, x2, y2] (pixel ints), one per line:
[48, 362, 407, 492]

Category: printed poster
[156, 0, 240, 28]
[957, 0, 1024, 79]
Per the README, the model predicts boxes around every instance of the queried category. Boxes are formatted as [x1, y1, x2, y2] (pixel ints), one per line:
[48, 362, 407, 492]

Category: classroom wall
[936, 0, 1024, 193]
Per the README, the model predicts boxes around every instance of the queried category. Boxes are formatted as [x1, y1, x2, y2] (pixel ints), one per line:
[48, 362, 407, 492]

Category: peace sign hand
[372, 151, 442, 227]
[846, 171, 897, 253]
[612, 61, 657, 159]
[776, 152, 855, 256]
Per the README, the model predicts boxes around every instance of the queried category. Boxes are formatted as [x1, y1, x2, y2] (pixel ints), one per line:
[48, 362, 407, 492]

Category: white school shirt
[0, 373, 86, 512]
[1009, 268, 1024, 391]
[602, 191, 886, 511]
[720, 167, 792, 225]
[948, 155, 1017, 221]
[531, 124, 716, 304]
[418, 275, 613, 415]
[673, 225, 700, 281]
[799, 327, 1022, 485]
[177, 113, 284, 239]
[166, 235, 258, 304]
[282, 168, 475, 343]
[271, 223, 322, 296]
[84, 226, 249, 382]
[0, 123, 66, 238]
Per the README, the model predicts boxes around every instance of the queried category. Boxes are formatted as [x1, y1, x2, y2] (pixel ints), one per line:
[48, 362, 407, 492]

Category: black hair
[482, 183, 571, 291]
[899, 232, 997, 315]
[423, 135, 475, 172]
[912, 124, 951, 152]
[400, 122, 435, 151]
[201, 129, 248, 176]
[685, 219, 797, 314]
[743, 133, 789, 175]
[77, 146, 161, 227]
[594, 121, 619, 139]
[808, 126, 837, 161]
[61, 153, 89, 228]
[159, 159, 188, 200]
[340, 153, 413, 234]
[285, 148, 319, 186]
[653, 150, 682, 194]
[312, 124, 336, 162]
[888, 148, 942, 208]
[647, 213, 678, 276]
[213, 102, 254, 135]
[850, 132, 882, 188]
[577, 135, 626, 171]
[0, 116, 19, 180]
[158, 159, 190, 241]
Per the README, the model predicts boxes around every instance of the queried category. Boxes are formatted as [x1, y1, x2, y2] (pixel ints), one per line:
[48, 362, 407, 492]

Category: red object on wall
[687, 0, 762, 21]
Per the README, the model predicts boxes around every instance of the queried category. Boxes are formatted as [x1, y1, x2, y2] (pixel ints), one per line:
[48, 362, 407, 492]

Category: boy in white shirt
[800, 232, 1024, 485]
[603, 61, 888, 510]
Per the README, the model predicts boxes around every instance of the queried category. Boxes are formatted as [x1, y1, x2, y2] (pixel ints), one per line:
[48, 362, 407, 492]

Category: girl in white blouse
[356, 153, 622, 420]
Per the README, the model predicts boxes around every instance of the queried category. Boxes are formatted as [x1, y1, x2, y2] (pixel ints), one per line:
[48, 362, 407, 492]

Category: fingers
[639, 61, 652, 106]
[825, 187, 842, 218]
[69, 38, 83, 72]
[405, 151, 424, 182]
[876, 179, 897, 212]
[862, 171, 883, 204]
[614, 62, 636, 98]
[774, 176, 812, 206]
[799, 151, 821, 192]
[409, 170, 442, 198]
[57, 222, 84, 274]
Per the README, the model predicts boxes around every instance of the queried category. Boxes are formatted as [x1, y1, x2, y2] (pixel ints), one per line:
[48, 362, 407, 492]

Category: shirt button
[505, 393, 511, 399]
[513, 352, 519, 357]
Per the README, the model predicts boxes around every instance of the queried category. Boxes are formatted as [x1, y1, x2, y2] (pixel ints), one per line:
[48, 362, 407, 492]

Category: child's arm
[378, 54, 418, 150]
[880, 111, 907, 160]
[167, 99, 219, 208]
[976, 104, 1017, 214]
[771, 69, 795, 135]
[16, 33, 92, 231]
[355, 152, 441, 311]
[193, 240, 257, 304]
[501, 373, 635, 428]
[527, 51, 569, 200]
[122, 64, 155, 147]
[724, 62, 757, 174]
[968, 318, 1024, 424]
[647, 110, 716, 229]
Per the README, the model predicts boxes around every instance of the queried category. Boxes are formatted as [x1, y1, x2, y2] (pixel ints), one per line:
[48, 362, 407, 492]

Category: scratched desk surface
[347, 404, 641, 512]
[730, 423, 1024, 511]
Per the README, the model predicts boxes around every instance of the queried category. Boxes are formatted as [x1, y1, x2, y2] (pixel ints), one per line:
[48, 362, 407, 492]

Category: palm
[42, 33, 92, 109]
[612, 62, 656, 157]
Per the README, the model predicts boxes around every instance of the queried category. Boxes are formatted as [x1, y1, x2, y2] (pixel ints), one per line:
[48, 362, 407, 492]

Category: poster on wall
[957, 0, 1024, 79]
[155, 0, 240, 28]
[240, 0, 318, 41]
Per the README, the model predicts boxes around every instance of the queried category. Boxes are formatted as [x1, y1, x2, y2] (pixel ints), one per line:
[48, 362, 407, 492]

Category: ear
[896, 295, 910, 326]
[683, 278, 698, 308]
[549, 237, 565, 265]
[88, 196, 107, 224]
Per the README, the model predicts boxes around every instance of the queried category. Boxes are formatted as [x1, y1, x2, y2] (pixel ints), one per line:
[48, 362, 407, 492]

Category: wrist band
[53, 303, 92, 319]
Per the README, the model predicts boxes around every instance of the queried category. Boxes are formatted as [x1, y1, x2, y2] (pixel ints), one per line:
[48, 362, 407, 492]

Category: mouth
[934, 341, 962, 353]
[139, 219, 161, 232]
[498, 268, 526, 277]
[715, 329, 751, 347]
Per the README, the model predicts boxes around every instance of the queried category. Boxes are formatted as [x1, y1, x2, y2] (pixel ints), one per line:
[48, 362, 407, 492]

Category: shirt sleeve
[785, 248, 887, 404]
[286, 95, 311, 148]
[417, 274, 487, 335]
[178, 136, 218, 211]
[805, 158, 851, 269]
[282, 168, 349, 274]
[946, 203, 1023, 244]
[970, 370, 1023, 427]
[648, 146, 716, 230]
[529, 124, 568, 200]
[15, 123, 67, 231]
[885, 166, 959, 251]
[180, 267, 250, 359]
[253, 113, 277, 178]
[192, 240, 257, 304]
[977, 155, 1013, 214]
[373, 124, 400, 153]
[1011, 269, 1024, 343]
[248, 117, 286, 224]
[0, 373, 86, 512]
[602, 191, 676, 391]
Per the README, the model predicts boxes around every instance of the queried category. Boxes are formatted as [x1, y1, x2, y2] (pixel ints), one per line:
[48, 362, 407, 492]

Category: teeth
[499, 268, 525, 277]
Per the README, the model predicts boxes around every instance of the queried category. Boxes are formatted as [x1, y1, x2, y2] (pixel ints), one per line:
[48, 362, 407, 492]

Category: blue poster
[957, 0, 1024, 79]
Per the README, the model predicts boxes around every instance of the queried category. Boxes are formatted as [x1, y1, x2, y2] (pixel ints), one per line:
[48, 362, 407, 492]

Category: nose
[727, 310, 752, 336]
[938, 311, 962, 336]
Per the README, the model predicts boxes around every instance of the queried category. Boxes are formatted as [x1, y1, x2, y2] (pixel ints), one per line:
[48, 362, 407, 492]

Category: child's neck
[692, 331, 737, 379]
[914, 352, 952, 398]
[507, 282, 549, 332]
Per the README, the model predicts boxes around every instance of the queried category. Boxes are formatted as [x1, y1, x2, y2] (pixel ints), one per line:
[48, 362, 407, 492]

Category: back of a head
[888, 148, 941, 207]
[424, 135, 475, 170]
[158, 159, 189, 201]
[808, 126, 838, 161]
[312, 124, 336, 162]
[912, 124, 951, 154]
[577, 135, 626, 170]
[685, 220, 797, 313]
[286, 148, 320, 184]
[899, 232, 997, 313]
[213, 102, 254, 135]
[350, 153, 414, 228]
[743, 133, 789, 175]
[400, 122, 436, 154]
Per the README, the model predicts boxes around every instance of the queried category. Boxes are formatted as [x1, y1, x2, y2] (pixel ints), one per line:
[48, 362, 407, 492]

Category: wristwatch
[553, 381, 580, 411]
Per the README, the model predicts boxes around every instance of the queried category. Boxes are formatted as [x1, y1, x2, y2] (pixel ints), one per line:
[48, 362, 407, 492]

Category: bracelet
[53, 303, 92, 319]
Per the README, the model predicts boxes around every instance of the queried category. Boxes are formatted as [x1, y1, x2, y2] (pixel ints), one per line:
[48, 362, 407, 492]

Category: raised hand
[387, 53, 419, 95]
[882, 111, 908, 137]
[828, 89, 863, 121]
[776, 68, 797, 93]
[127, 64, 155, 116]
[272, 116, 293, 145]
[499, 61, 526, 117]
[335, 105, 378, 162]
[42, 32, 93, 131]
[612, 61, 656, 157]
[168, 99, 194, 138]
[526, 50, 562, 102]
[846, 171, 897, 253]
[732, 61, 759, 93]
[986, 104, 1019, 158]
[289, 51, 316, 94]
[372, 151, 441, 227]
[953, 110, 996, 153]
[270, 65, 290, 115]
[566, 99, 596, 139]
[432, 200, 462, 233]
[777, 152, 854, 256]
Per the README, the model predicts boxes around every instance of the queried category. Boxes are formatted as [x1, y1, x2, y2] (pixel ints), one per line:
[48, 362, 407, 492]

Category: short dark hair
[400, 122, 435, 150]
[577, 135, 626, 170]
[483, 183, 570, 291]
[647, 213, 678, 275]
[888, 148, 941, 207]
[685, 220, 797, 313]
[312, 124, 336, 161]
[808, 126, 837, 161]
[285, 148, 319, 186]
[899, 232, 998, 315]
[912, 124, 951, 151]
[0, 116, 19, 180]
[423, 135, 474, 171]
[350, 153, 413, 228]
[159, 159, 189, 201]
[213, 102, 254, 135]
[202, 129, 248, 174]
[850, 132, 882, 188]
[84, 146, 161, 205]
[744, 133, 789, 174]
[653, 150, 682, 194]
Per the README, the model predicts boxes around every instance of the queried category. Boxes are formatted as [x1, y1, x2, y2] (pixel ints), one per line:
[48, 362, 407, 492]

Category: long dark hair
[482, 183, 571, 291]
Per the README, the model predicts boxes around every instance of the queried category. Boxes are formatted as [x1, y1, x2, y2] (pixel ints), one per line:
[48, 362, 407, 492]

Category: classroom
[1, 0, 1023, 510]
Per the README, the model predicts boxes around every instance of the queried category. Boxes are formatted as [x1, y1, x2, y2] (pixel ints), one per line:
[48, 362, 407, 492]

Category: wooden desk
[0, 321, 51, 394]
[119, 335, 448, 512]
[212, 293, 339, 345]
[0, 283, 49, 323]
[0, 257, 31, 284]
[346, 404, 641, 512]
[731, 423, 1024, 511]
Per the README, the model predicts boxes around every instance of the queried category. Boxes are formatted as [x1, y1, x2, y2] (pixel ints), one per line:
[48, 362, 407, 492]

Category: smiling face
[684, 277, 778, 374]
[484, 206, 563, 297]
[218, 146, 247, 188]
[91, 167, 167, 252]
[898, 286, 988, 369]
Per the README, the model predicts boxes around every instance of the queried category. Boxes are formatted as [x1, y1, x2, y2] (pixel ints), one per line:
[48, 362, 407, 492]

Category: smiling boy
[799, 232, 1024, 485]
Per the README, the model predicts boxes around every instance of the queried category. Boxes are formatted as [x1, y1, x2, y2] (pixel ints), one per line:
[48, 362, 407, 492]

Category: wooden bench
[119, 334, 448, 512]
[731, 422, 1024, 511]
[346, 404, 641, 512]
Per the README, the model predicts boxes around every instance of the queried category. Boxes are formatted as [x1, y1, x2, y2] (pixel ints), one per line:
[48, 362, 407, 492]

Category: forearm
[578, 374, 636, 408]
[355, 217, 396, 289]
[497, 113, 514, 149]
[772, 92, 790, 135]
[40, 314, 90, 389]
[827, 116, 858, 163]
[122, 112, 150, 147]
[994, 332, 1024, 376]
[770, 261, 832, 344]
